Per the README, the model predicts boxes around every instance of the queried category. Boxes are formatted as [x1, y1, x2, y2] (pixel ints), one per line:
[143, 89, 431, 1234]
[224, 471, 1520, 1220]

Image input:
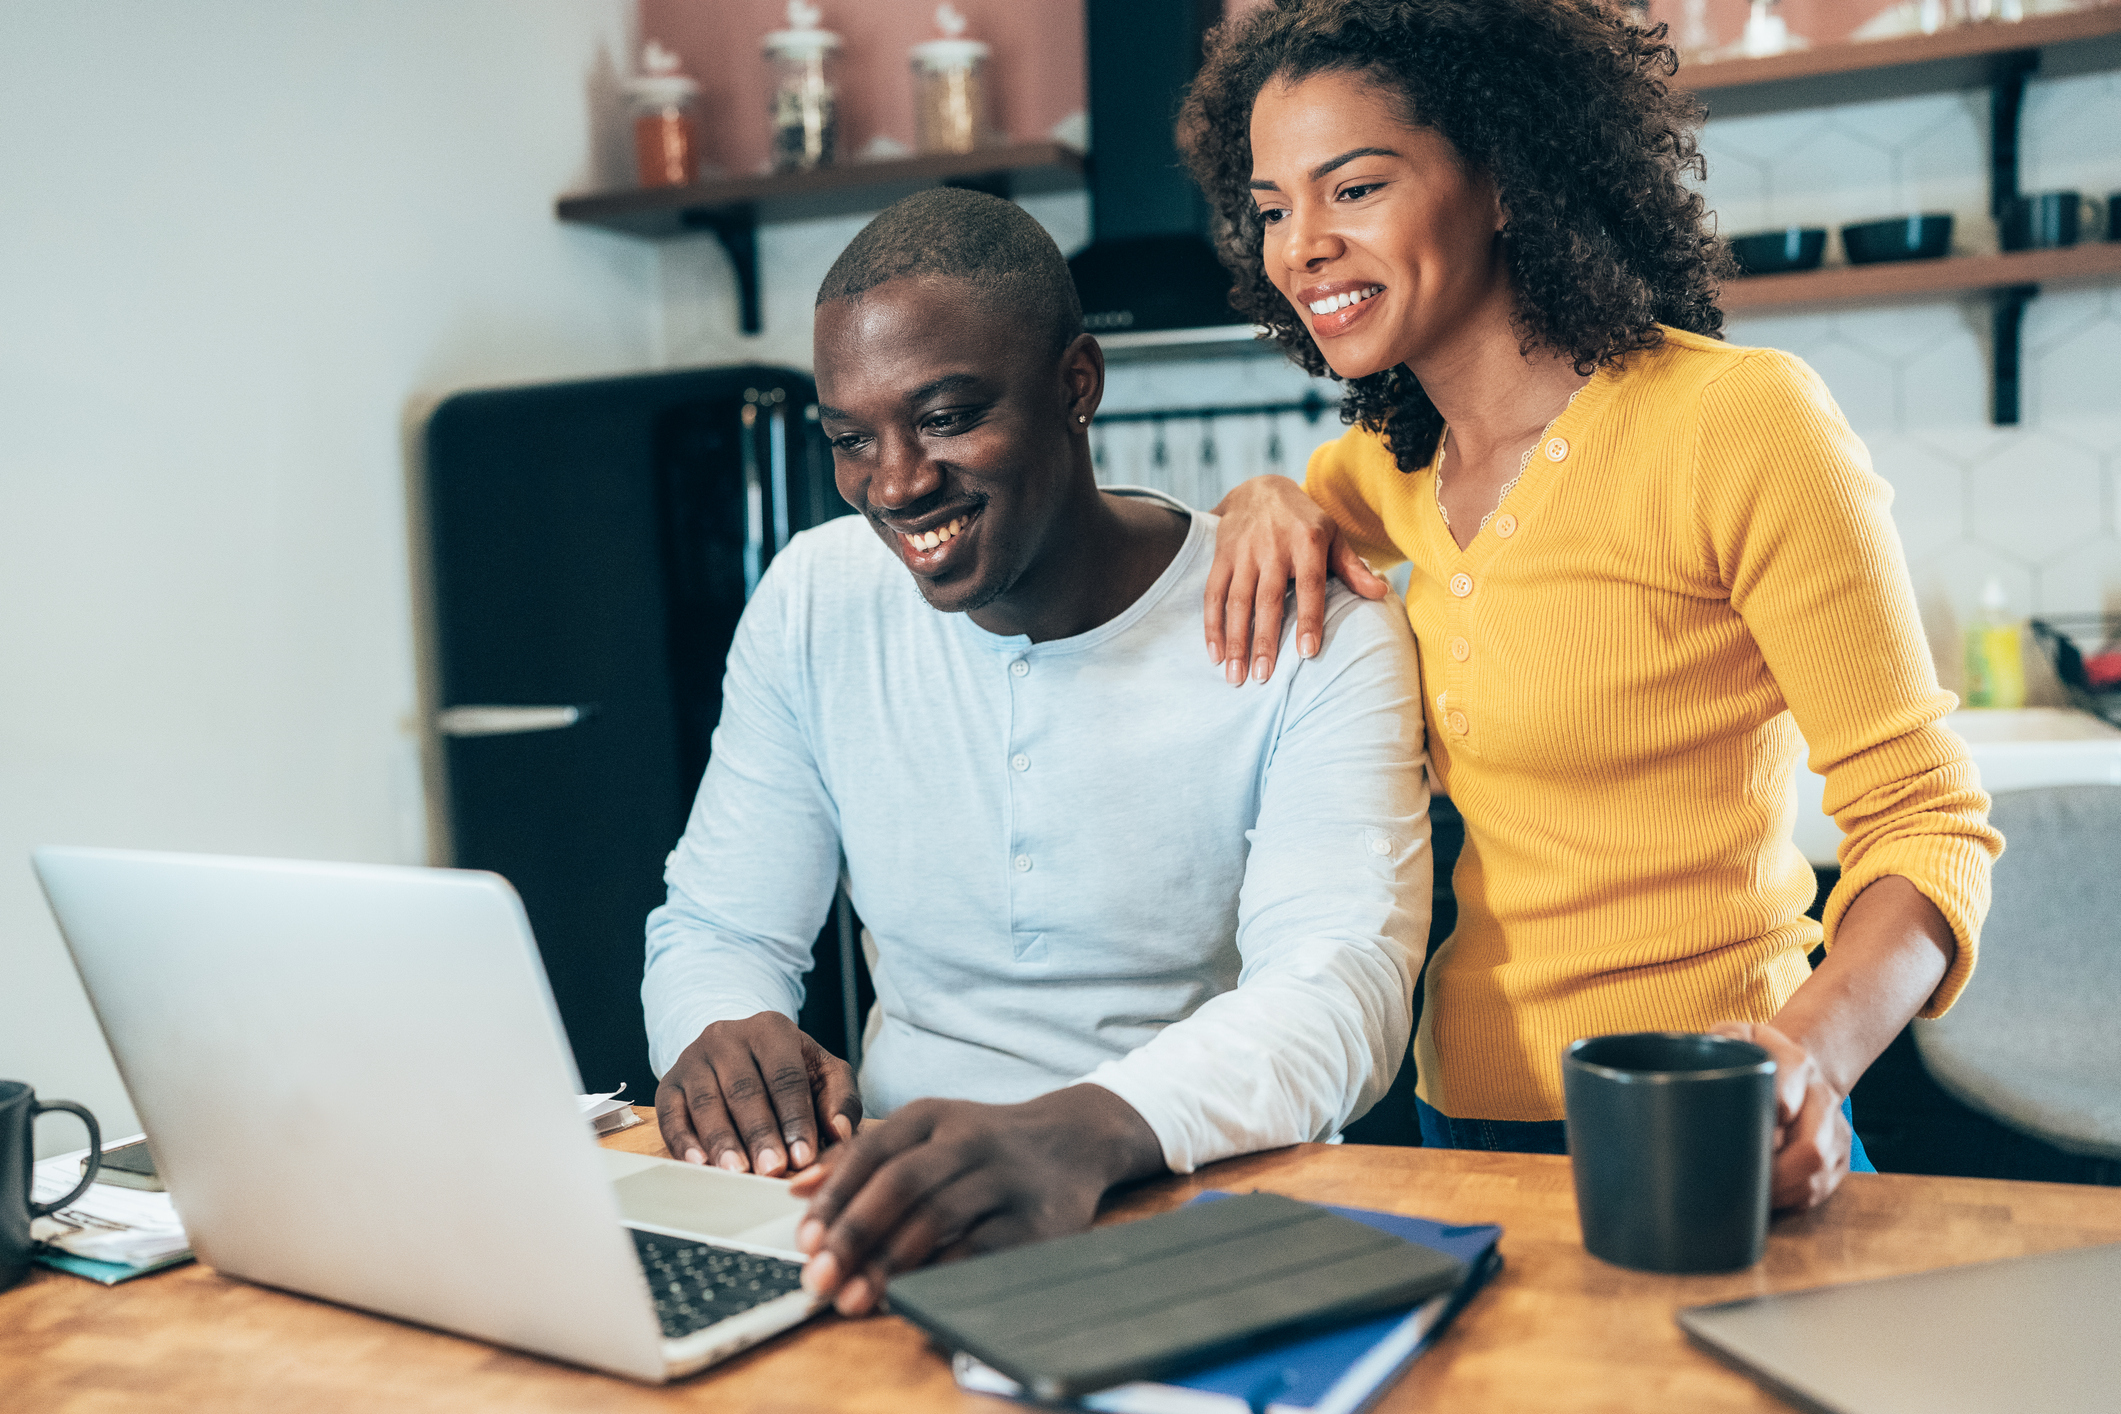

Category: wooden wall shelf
[556, 142, 1085, 334]
[1677, 8, 2121, 421]
[1675, 6, 2121, 116]
[1721, 242, 2121, 313]
[556, 141, 1083, 239]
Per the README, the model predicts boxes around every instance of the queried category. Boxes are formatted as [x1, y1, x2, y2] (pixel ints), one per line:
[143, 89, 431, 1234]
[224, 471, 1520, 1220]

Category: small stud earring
[1077, 415, 1088, 424]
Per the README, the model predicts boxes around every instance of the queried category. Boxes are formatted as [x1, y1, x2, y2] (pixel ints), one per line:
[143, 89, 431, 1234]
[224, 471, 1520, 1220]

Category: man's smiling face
[815, 273, 1081, 617]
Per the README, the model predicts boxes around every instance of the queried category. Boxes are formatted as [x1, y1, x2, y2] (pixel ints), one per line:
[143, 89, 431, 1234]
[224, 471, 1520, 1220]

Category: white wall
[1, 2, 664, 1155]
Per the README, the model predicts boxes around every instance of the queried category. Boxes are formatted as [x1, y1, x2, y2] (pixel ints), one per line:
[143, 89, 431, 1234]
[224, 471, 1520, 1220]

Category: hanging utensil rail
[1091, 389, 1337, 426]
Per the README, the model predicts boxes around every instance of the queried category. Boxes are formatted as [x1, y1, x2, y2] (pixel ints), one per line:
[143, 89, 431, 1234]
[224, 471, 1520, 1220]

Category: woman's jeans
[1414, 1095, 1877, 1172]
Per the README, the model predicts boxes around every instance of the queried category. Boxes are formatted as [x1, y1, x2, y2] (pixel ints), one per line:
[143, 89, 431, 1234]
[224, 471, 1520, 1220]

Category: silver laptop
[1681, 1242, 2121, 1414]
[33, 847, 824, 1383]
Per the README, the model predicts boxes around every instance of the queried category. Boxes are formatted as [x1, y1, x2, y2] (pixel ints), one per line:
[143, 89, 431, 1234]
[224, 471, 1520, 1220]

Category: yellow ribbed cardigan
[1306, 326, 2002, 1122]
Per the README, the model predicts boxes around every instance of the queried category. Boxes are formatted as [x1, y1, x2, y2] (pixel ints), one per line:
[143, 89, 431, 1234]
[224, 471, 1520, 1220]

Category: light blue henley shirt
[643, 491, 1431, 1172]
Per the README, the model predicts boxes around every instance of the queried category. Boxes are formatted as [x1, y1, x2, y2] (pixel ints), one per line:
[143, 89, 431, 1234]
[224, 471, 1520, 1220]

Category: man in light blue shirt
[642, 188, 1429, 1316]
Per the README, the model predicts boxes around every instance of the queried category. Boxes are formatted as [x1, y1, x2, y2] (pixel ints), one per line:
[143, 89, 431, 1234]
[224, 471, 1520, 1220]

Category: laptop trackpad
[611, 1160, 805, 1251]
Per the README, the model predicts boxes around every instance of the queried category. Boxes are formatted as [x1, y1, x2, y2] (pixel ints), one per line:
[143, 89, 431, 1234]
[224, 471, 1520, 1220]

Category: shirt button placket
[1446, 573, 1473, 746]
[1008, 655, 1034, 909]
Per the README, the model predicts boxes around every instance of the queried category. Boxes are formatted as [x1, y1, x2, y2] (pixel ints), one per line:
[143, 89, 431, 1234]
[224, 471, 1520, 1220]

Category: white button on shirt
[643, 493, 1432, 1174]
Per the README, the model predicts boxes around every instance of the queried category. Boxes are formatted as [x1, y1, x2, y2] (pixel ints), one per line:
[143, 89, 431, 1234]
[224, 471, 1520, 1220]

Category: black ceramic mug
[2, 1080, 102, 1292]
[1562, 1033, 1775, 1274]
[2000, 191, 2102, 251]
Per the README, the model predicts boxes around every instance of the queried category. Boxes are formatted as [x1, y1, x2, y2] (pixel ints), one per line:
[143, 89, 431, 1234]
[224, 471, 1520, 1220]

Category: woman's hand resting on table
[1206, 476, 1390, 685]
[1708, 1020, 1851, 1211]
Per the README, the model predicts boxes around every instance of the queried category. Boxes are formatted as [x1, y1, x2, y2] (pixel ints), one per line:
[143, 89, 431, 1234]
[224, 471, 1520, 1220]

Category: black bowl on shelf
[1729, 227, 1827, 276]
[1841, 214, 1953, 264]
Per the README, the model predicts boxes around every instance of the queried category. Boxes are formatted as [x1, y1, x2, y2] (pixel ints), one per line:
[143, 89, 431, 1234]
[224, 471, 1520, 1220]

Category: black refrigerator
[423, 365, 866, 1105]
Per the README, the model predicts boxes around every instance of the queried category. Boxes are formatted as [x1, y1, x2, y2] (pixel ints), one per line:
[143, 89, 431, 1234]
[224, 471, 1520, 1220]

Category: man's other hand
[786, 1085, 1164, 1315]
[655, 1012, 861, 1177]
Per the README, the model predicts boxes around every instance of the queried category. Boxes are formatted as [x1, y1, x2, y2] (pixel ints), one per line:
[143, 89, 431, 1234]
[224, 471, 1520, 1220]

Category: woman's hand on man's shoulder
[1205, 475, 1390, 687]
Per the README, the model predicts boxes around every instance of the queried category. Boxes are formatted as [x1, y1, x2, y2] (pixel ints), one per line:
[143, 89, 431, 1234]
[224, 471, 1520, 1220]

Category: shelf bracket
[1988, 49, 2038, 217]
[683, 204, 762, 336]
[1991, 282, 2039, 426]
[1984, 50, 2040, 426]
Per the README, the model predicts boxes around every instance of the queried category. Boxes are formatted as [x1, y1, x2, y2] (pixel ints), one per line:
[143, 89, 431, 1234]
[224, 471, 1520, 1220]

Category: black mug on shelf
[2000, 191, 2102, 251]
[2, 1080, 102, 1292]
[1562, 1032, 1776, 1275]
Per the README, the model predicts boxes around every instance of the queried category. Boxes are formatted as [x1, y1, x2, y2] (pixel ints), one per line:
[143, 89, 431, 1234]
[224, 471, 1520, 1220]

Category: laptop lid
[1680, 1242, 2121, 1414]
[33, 847, 668, 1382]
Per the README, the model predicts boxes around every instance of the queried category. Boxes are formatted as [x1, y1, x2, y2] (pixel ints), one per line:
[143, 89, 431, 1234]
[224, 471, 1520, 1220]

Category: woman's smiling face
[1247, 69, 1511, 381]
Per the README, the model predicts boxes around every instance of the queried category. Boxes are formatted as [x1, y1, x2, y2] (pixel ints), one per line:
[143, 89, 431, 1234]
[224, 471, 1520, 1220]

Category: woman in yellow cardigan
[1182, 0, 2002, 1208]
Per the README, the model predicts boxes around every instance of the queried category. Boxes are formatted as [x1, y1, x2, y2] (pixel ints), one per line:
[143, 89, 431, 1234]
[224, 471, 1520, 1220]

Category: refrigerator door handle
[435, 704, 592, 738]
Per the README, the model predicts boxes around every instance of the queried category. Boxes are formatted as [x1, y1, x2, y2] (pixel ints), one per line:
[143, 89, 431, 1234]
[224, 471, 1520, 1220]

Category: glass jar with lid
[624, 40, 699, 189]
[911, 4, 995, 155]
[765, 0, 840, 174]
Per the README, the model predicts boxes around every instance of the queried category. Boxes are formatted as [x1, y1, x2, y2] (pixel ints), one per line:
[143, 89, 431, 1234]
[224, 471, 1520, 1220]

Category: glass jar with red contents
[625, 40, 699, 189]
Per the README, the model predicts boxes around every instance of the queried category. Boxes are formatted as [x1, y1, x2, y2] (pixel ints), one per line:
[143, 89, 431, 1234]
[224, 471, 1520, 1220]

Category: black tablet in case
[885, 1190, 1466, 1401]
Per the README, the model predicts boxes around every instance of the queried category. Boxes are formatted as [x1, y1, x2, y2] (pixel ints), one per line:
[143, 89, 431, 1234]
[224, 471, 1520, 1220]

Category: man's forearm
[1774, 875, 1954, 1097]
[1085, 933, 1414, 1172]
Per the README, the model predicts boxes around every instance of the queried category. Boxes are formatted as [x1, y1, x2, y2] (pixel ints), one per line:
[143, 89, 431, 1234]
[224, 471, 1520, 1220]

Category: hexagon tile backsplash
[1703, 67, 2121, 698]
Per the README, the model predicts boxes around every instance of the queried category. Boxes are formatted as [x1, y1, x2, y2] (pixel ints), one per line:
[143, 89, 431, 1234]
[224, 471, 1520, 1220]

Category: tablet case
[885, 1190, 1466, 1401]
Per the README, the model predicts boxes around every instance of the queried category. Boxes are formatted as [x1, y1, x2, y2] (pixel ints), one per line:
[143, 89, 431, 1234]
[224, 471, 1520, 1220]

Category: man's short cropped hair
[816, 187, 1084, 359]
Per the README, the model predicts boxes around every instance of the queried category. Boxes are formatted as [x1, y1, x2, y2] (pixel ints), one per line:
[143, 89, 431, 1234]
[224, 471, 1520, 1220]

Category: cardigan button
[1448, 710, 1469, 736]
[1543, 437, 1569, 462]
[1450, 636, 1471, 662]
[1494, 513, 1518, 539]
[1449, 572, 1474, 598]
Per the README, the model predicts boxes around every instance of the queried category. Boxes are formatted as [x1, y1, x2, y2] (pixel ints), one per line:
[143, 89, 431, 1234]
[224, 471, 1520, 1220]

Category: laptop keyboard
[630, 1229, 808, 1340]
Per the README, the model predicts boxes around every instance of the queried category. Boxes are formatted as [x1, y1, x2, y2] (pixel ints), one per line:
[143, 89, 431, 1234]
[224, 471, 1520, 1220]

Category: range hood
[1069, 0, 1243, 337]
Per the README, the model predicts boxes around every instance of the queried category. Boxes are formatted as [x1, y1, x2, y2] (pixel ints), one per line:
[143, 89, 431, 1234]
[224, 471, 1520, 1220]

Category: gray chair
[1913, 784, 2121, 1161]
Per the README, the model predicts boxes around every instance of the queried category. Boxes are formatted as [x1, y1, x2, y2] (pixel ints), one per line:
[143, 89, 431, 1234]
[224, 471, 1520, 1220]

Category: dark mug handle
[28, 1100, 101, 1217]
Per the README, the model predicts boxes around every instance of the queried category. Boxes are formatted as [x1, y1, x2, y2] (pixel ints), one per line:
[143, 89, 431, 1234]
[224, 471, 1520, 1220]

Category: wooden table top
[8, 1107, 2121, 1413]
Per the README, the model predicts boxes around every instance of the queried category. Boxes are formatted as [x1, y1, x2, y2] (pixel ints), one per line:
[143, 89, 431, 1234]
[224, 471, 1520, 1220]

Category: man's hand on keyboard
[656, 1011, 862, 1177]
[785, 1085, 1164, 1315]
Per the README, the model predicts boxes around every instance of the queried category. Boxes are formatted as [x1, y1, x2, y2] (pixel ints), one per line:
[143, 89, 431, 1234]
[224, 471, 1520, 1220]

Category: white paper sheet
[30, 1138, 191, 1268]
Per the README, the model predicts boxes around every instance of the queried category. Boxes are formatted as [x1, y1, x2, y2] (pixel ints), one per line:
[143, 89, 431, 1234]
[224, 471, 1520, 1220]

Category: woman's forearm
[1772, 875, 1955, 1098]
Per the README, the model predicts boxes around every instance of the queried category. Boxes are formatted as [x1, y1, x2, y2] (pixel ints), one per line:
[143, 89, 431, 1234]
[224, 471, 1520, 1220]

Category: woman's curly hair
[1180, 0, 1732, 473]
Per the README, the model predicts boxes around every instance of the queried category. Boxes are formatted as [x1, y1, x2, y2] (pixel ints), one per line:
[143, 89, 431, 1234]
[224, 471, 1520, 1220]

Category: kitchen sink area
[1794, 708, 2121, 867]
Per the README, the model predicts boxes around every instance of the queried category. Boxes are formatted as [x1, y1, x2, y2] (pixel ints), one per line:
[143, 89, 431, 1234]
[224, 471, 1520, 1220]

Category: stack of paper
[31, 1139, 193, 1284]
[579, 1086, 644, 1135]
